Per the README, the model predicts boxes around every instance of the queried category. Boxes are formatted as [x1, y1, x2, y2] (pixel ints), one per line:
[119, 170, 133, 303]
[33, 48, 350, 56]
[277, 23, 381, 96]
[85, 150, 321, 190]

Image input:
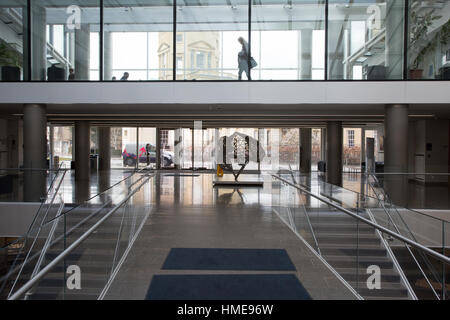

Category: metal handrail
[287, 167, 321, 255]
[7, 173, 154, 300]
[6, 168, 67, 298]
[0, 170, 147, 288]
[272, 174, 450, 266]
[367, 174, 445, 299]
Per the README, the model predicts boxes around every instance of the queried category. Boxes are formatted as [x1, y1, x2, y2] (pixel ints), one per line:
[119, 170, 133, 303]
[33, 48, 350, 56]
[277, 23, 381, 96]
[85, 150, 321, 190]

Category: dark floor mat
[146, 274, 311, 300]
[162, 248, 296, 271]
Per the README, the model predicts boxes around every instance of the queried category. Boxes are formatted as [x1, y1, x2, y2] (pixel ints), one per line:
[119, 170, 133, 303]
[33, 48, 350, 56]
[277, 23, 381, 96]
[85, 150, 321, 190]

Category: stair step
[320, 248, 387, 257]
[316, 235, 380, 245]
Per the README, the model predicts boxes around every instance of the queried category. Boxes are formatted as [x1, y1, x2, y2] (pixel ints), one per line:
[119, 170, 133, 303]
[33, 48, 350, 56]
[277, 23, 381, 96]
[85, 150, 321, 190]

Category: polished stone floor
[104, 173, 356, 300]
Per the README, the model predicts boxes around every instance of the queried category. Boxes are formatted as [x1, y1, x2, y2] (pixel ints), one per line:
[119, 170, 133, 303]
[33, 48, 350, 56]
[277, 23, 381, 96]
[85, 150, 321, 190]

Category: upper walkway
[0, 81, 449, 106]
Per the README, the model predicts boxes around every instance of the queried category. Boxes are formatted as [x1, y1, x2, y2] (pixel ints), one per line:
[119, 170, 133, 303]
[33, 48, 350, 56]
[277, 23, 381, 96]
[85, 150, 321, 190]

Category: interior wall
[0, 119, 7, 168]
[425, 119, 449, 182]
[411, 119, 449, 183]
[0, 117, 23, 169]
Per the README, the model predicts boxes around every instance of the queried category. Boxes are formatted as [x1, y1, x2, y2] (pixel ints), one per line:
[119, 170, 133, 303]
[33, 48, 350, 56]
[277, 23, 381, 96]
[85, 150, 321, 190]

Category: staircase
[305, 208, 410, 300]
[1, 204, 129, 300]
[27, 205, 128, 300]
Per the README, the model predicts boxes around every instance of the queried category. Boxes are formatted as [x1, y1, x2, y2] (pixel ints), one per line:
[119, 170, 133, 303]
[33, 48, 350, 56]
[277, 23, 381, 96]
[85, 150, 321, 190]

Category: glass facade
[30, 0, 100, 81]
[103, 0, 173, 81]
[328, 0, 405, 80]
[407, 0, 450, 79]
[0, 0, 26, 81]
[1, 0, 449, 81]
[251, 0, 325, 80]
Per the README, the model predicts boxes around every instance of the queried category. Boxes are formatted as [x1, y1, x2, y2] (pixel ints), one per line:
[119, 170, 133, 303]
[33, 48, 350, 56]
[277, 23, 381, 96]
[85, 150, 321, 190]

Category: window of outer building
[196, 51, 205, 68]
[0, 0, 27, 81]
[348, 130, 355, 147]
[176, 56, 183, 74]
[407, 0, 450, 79]
[176, 0, 249, 80]
[177, 34, 183, 42]
[328, 0, 405, 80]
[251, 0, 325, 80]
[104, 0, 173, 81]
[161, 130, 169, 147]
[30, 0, 100, 81]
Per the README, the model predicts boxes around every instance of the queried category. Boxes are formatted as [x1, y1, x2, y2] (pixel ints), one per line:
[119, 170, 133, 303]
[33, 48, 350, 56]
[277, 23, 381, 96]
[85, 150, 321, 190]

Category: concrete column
[384, 104, 409, 206]
[156, 128, 161, 169]
[23, 104, 47, 201]
[300, 128, 312, 173]
[300, 29, 313, 80]
[98, 127, 111, 171]
[75, 23, 91, 80]
[385, 0, 404, 79]
[30, 3, 47, 80]
[326, 121, 343, 186]
[104, 32, 113, 80]
[74, 121, 90, 181]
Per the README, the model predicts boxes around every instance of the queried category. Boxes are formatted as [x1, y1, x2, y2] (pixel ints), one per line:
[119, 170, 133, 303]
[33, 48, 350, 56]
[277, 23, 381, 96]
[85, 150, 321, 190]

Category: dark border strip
[324, 0, 328, 81]
[173, 0, 177, 81]
[100, 0, 104, 81]
[403, 0, 409, 80]
[27, 0, 31, 81]
[248, 0, 252, 81]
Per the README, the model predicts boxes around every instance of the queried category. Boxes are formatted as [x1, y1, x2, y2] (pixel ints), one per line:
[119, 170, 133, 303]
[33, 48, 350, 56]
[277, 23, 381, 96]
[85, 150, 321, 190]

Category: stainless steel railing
[7, 172, 153, 300]
[272, 174, 450, 278]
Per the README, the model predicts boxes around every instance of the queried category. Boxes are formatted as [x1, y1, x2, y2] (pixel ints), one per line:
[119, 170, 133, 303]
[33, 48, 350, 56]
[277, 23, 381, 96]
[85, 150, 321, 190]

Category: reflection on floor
[104, 173, 356, 300]
[341, 173, 450, 210]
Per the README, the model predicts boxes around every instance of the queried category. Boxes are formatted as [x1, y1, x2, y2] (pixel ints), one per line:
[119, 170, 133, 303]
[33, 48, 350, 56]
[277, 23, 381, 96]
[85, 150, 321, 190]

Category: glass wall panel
[193, 128, 216, 169]
[328, 0, 405, 80]
[137, 127, 157, 169]
[112, 127, 136, 169]
[251, 0, 325, 80]
[160, 129, 175, 168]
[180, 128, 192, 169]
[260, 128, 279, 171]
[31, 0, 100, 81]
[407, 0, 450, 79]
[104, 0, 173, 81]
[0, 0, 27, 81]
[175, 0, 249, 80]
[53, 126, 73, 168]
[311, 128, 322, 171]
[203, 128, 216, 169]
[279, 128, 299, 170]
[343, 127, 361, 172]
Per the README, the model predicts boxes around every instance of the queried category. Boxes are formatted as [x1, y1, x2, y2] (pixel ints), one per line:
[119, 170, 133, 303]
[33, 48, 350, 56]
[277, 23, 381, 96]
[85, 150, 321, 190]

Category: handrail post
[443, 221, 446, 300]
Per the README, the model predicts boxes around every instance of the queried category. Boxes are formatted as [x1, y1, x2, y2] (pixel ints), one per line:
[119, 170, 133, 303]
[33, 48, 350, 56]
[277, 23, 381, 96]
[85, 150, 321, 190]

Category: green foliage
[409, 6, 442, 69]
[0, 42, 20, 68]
[440, 19, 450, 46]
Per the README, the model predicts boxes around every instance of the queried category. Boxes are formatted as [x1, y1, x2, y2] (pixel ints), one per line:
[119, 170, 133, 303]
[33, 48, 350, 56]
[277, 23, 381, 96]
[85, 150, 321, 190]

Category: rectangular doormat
[162, 248, 296, 271]
[146, 274, 311, 300]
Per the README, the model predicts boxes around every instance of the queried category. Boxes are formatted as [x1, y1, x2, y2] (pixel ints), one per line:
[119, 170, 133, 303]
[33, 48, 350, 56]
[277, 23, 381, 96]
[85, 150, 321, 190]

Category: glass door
[160, 129, 175, 169]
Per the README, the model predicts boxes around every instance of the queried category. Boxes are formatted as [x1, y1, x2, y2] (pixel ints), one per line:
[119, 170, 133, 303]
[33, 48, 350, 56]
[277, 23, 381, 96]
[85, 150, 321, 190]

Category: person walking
[237, 37, 255, 80]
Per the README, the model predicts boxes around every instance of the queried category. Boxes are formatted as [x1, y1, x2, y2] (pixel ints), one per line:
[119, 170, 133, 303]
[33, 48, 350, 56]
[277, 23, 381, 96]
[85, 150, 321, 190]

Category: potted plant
[0, 42, 21, 81]
[408, 6, 442, 79]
